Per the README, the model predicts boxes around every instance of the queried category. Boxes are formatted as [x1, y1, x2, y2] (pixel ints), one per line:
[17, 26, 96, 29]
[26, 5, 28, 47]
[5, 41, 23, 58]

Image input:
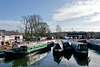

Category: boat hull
[5, 46, 51, 60]
[0, 52, 5, 58]
[5, 51, 29, 60]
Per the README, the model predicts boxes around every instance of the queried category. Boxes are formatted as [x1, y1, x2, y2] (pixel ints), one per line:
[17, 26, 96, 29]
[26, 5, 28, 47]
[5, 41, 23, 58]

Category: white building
[0, 30, 23, 45]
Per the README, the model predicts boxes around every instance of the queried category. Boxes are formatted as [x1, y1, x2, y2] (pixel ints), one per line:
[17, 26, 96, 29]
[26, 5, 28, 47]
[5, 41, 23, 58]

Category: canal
[0, 47, 100, 67]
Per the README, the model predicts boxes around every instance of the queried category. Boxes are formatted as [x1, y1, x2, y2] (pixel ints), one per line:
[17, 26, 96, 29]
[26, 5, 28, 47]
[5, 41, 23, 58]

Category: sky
[0, 0, 100, 32]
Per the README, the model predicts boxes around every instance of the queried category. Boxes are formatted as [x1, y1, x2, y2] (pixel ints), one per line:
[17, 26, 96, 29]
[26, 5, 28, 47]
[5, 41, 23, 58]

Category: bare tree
[17, 26, 24, 34]
[32, 15, 43, 37]
[19, 14, 50, 38]
[21, 16, 30, 37]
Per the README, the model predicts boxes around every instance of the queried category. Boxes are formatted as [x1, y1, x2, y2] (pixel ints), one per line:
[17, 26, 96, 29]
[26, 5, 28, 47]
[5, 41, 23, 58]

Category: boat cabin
[70, 41, 88, 54]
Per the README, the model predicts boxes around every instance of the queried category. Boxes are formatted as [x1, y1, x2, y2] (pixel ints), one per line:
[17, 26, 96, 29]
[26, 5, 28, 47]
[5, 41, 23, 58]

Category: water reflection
[52, 48, 73, 64]
[53, 52, 63, 65]
[52, 48, 90, 66]
[73, 53, 90, 66]
[0, 58, 4, 64]
[63, 50, 73, 60]
[11, 53, 47, 67]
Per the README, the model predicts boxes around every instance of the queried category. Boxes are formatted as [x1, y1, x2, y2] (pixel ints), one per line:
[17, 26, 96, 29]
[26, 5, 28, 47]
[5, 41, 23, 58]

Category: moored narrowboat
[53, 43, 63, 54]
[5, 40, 55, 59]
[70, 41, 88, 57]
[62, 41, 72, 50]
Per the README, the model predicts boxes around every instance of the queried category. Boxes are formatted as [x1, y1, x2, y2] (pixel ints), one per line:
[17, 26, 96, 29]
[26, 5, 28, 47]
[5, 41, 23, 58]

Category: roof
[0, 30, 10, 36]
[0, 30, 21, 36]
[7, 31, 21, 35]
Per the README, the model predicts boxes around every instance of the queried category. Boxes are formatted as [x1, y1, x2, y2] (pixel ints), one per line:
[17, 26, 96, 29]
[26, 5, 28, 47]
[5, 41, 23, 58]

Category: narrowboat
[53, 43, 63, 54]
[5, 40, 55, 59]
[86, 39, 100, 51]
[62, 41, 72, 50]
[70, 41, 88, 56]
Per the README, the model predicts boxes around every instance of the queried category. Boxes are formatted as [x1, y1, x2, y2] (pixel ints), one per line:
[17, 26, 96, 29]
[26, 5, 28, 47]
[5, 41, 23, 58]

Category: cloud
[46, 21, 53, 26]
[53, 0, 100, 21]
[88, 14, 100, 22]
[46, 21, 56, 32]
[0, 20, 22, 31]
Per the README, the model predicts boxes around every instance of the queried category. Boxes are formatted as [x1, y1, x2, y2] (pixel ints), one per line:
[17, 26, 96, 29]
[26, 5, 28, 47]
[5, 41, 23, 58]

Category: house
[0, 30, 23, 45]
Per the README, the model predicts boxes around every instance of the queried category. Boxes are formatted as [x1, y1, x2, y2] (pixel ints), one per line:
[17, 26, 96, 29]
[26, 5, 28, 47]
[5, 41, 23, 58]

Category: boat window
[75, 45, 76, 48]
[79, 45, 88, 50]
[85, 45, 88, 50]
[20, 46, 27, 51]
[78, 45, 80, 49]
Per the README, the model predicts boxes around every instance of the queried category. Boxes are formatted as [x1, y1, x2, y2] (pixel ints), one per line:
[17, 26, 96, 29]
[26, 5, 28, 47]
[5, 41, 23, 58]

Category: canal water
[0, 47, 100, 67]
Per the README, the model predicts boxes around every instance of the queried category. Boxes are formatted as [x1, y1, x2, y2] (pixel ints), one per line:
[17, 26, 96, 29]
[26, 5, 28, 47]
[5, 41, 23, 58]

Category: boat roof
[61, 39, 87, 45]
[71, 41, 86, 45]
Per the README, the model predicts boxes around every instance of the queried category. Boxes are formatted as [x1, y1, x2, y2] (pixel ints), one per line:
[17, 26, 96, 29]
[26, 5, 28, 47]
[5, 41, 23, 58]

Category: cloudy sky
[0, 0, 100, 32]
